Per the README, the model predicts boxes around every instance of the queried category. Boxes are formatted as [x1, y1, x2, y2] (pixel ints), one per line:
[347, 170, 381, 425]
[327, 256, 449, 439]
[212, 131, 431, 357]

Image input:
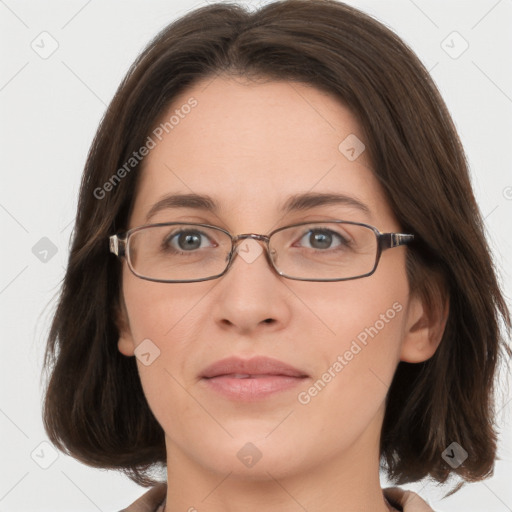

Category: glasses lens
[269, 222, 378, 280]
[127, 224, 232, 281]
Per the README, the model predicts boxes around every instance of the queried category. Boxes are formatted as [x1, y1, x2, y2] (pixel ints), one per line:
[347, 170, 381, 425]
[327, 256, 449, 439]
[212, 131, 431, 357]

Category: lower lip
[201, 375, 307, 401]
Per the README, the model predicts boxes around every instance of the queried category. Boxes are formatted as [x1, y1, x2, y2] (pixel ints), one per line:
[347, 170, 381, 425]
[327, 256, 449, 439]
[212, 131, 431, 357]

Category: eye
[163, 229, 215, 252]
[296, 228, 349, 250]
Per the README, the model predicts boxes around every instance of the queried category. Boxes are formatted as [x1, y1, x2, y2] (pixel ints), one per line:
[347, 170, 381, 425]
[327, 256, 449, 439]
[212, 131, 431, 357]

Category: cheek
[324, 248, 409, 353]
[297, 249, 409, 396]
[121, 271, 208, 432]
[329, 282, 406, 363]
[121, 269, 209, 404]
[122, 267, 203, 344]
[294, 251, 409, 419]
[296, 250, 407, 363]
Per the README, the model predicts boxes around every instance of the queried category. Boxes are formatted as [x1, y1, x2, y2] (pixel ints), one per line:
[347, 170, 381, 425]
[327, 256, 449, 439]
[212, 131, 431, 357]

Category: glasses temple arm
[379, 233, 414, 250]
[109, 234, 127, 257]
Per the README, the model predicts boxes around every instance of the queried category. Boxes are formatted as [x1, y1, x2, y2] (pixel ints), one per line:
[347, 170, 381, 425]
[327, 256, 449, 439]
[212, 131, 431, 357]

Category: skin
[117, 75, 446, 512]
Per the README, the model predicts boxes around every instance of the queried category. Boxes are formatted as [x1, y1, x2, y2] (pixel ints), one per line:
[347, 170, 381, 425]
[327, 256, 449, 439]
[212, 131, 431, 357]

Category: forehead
[129, 76, 394, 229]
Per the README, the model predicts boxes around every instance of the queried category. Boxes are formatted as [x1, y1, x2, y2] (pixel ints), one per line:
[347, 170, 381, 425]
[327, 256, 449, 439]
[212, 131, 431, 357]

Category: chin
[195, 434, 310, 477]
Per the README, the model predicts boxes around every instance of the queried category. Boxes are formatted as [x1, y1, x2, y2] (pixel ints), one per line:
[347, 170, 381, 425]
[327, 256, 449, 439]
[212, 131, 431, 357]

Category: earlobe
[400, 291, 449, 363]
[118, 332, 136, 357]
[115, 299, 136, 357]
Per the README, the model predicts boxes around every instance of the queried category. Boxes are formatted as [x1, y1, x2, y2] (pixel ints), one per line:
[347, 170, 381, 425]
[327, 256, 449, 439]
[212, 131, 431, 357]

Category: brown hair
[42, 0, 511, 492]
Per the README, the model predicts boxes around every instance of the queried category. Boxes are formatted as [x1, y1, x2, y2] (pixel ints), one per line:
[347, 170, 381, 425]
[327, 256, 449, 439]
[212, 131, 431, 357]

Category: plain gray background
[1, 0, 511, 510]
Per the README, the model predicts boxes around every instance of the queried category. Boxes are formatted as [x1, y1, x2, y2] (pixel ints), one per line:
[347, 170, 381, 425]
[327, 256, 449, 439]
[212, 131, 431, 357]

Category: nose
[210, 234, 292, 335]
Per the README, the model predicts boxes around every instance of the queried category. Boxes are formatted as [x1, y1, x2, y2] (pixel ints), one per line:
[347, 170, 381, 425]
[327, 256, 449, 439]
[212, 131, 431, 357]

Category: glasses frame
[109, 220, 414, 283]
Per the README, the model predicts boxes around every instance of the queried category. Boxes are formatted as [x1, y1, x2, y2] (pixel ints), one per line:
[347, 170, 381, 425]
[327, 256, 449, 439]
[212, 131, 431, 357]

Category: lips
[200, 356, 309, 379]
[200, 356, 309, 401]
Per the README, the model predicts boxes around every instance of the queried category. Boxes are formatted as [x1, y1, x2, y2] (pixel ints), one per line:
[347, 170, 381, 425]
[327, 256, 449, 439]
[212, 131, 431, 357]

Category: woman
[42, 1, 511, 511]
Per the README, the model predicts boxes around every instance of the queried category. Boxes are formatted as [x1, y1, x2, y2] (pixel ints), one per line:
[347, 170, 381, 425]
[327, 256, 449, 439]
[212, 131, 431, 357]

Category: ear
[400, 286, 449, 363]
[115, 297, 136, 357]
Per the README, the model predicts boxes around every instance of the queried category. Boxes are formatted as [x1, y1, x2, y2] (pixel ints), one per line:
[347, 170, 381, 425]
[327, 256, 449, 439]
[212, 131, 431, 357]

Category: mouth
[199, 356, 309, 401]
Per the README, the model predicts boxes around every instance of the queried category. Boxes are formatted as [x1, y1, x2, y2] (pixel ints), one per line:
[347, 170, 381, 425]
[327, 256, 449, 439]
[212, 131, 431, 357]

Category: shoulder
[383, 486, 436, 512]
[118, 483, 167, 512]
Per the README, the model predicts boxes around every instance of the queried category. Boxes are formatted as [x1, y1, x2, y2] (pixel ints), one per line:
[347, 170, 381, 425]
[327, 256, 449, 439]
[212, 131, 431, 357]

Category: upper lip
[200, 356, 309, 379]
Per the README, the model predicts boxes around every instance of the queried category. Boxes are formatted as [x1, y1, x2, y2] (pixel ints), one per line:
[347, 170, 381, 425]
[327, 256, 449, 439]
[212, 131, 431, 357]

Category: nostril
[264, 318, 274, 324]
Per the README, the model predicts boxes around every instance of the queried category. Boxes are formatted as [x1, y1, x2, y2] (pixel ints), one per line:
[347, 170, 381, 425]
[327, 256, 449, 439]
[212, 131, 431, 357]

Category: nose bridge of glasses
[231, 233, 270, 246]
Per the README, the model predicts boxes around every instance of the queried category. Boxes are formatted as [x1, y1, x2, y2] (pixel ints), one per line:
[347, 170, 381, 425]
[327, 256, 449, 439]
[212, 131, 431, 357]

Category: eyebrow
[144, 191, 371, 223]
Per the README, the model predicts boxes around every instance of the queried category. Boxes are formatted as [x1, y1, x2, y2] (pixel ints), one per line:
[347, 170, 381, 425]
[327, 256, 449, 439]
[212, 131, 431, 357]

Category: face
[117, 75, 434, 481]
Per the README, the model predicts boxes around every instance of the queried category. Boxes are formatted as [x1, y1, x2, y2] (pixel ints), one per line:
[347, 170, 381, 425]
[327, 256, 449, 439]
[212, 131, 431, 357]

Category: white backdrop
[1, 0, 511, 511]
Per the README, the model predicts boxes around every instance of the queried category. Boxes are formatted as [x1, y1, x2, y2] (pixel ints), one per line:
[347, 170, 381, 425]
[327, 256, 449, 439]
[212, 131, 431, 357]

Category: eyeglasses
[109, 221, 414, 283]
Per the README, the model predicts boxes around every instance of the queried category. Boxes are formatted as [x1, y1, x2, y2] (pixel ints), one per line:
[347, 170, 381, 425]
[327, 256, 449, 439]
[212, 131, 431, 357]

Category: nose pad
[269, 246, 278, 265]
